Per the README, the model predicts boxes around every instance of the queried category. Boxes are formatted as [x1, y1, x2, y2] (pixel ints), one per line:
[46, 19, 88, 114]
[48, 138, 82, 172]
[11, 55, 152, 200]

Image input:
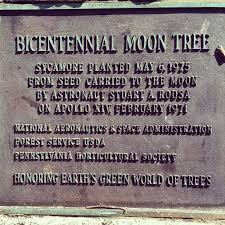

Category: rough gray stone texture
[0, 216, 225, 225]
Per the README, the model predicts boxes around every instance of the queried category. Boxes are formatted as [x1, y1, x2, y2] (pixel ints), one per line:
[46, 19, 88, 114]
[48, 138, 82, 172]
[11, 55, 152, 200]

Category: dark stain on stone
[10, 17, 22, 35]
[8, 132, 13, 154]
[201, 138, 206, 148]
[21, 96, 40, 109]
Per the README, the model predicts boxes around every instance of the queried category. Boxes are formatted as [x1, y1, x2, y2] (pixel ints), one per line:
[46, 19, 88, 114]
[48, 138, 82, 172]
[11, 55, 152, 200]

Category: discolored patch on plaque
[0, 8, 225, 209]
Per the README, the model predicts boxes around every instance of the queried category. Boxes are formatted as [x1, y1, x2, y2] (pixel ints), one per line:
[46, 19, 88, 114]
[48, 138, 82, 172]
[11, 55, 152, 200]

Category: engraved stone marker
[0, 7, 224, 209]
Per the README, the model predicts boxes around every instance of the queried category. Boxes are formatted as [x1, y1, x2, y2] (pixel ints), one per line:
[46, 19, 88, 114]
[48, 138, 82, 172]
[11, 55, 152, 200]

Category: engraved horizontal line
[1, 206, 225, 219]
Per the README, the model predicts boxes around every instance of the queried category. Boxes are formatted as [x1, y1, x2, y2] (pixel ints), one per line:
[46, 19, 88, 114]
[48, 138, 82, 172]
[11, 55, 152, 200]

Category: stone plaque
[0, 7, 224, 209]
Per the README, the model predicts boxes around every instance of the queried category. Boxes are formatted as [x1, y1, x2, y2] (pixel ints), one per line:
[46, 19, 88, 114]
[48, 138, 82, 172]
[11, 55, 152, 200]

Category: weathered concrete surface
[0, 216, 225, 225]
[3, 0, 225, 3]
